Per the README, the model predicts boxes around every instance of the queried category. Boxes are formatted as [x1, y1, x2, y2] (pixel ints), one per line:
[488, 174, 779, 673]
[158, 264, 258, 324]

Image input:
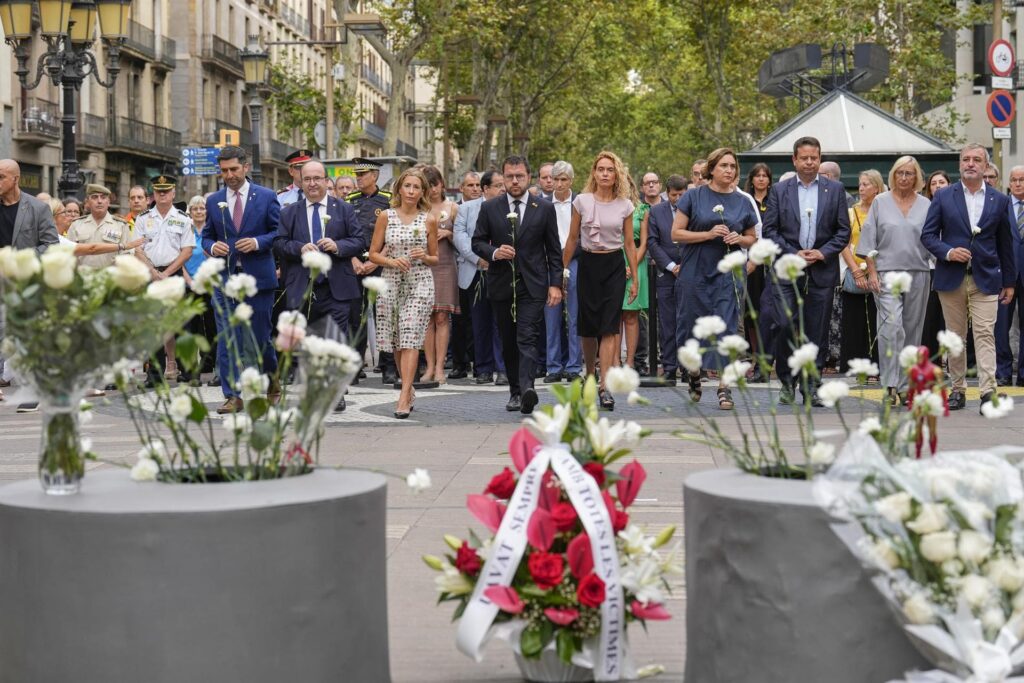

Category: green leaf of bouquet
[996, 504, 1016, 546]
[452, 599, 468, 620]
[189, 395, 208, 423]
[520, 627, 543, 658]
[21, 283, 39, 299]
[538, 619, 554, 649]
[247, 397, 269, 420]
[603, 448, 633, 465]
[248, 421, 274, 452]
[520, 585, 549, 598]
[556, 628, 575, 664]
[549, 384, 569, 403]
[176, 334, 201, 371]
[90, 316, 111, 340]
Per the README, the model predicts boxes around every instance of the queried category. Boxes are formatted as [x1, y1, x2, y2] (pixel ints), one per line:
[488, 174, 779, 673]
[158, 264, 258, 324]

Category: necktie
[800, 207, 812, 250]
[311, 202, 323, 243]
[514, 199, 523, 226]
[232, 191, 243, 231]
[298, 188, 304, 202]
[1016, 202, 1024, 240]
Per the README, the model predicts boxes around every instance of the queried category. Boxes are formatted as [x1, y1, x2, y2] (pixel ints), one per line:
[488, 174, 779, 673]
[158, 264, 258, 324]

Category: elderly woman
[857, 157, 932, 404]
[561, 151, 638, 410]
[839, 170, 884, 375]
[174, 195, 218, 386]
[671, 147, 758, 410]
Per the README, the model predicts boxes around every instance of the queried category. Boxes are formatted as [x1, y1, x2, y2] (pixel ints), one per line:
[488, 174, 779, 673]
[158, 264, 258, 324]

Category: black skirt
[577, 250, 627, 337]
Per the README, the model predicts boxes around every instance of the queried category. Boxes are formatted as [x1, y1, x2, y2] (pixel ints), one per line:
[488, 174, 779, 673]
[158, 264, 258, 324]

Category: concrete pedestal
[683, 468, 929, 683]
[0, 468, 389, 683]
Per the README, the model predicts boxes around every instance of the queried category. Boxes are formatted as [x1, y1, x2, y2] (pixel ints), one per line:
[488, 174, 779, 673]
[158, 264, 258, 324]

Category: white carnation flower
[858, 416, 882, 436]
[130, 457, 160, 482]
[883, 271, 912, 296]
[816, 380, 849, 407]
[108, 254, 151, 291]
[716, 334, 749, 356]
[406, 468, 432, 492]
[217, 201, 228, 209]
[0, 246, 41, 282]
[692, 315, 726, 340]
[874, 491, 912, 524]
[846, 358, 879, 378]
[627, 390, 646, 406]
[787, 342, 819, 374]
[971, 225, 982, 236]
[191, 257, 225, 294]
[506, 212, 518, 220]
[960, 574, 994, 609]
[867, 249, 879, 259]
[223, 413, 253, 433]
[232, 302, 253, 323]
[277, 310, 308, 331]
[362, 276, 388, 294]
[677, 340, 703, 374]
[605, 366, 641, 394]
[301, 249, 333, 274]
[906, 503, 949, 534]
[39, 244, 76, 289]
[168, 394, 192, 424]
[912, 390, 944, 418]
[712, 204, 724, 214]
[224, 273, 257, 300]
[981, 395, 1014, 419]
[920, 530, 958, 563]
[937, 330, 964, 358]
[958, 530, 993, 566]
[748, 238, 781, 265]
[808, 441, 835, 466]
[721, 361, 751, 388]
[773, 253, 808, 281]
[237, 367, 269, 401]
[146, 276, 186, 304]
[899, 345, 922, 369]
[716, 250, 746, 274]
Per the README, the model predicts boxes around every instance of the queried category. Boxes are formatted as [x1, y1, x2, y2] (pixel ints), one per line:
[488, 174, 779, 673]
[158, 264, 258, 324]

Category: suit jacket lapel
[10, 198, 27, 246]
[300, 199, 311, 241]
[787, 179, 800, 228]
[979, 185, 997, 227]
[241, 188, 258, 232]
[816, 179, 829, 231]
[952, 183, 971, 233]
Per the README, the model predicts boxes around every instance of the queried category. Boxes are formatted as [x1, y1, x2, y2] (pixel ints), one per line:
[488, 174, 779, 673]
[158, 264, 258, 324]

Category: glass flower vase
[38, 394, 86, 495]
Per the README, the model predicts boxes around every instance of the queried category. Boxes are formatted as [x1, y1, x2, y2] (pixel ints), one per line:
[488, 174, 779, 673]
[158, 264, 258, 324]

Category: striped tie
[1017, 201, 1024, 240]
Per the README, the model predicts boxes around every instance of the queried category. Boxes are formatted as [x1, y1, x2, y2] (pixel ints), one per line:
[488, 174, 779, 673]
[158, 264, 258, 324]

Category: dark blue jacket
[202, 182, 281, 291]
[646, 200, 683, 289]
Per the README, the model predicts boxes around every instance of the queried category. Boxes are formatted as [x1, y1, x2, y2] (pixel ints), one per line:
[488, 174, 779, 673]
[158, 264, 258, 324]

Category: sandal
[717, 386, 734, 410]
[599, 389, 615, 411]
[687, 372, 702, 402]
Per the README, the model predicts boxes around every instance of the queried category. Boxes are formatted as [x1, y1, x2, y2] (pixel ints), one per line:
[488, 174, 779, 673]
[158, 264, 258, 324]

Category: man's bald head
[0, 159, 21, 203]
[0, 160, 21, 177]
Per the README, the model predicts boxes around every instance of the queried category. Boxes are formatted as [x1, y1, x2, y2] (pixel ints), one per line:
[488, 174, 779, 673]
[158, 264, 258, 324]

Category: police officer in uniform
[347, 158, 395, 383]
[277, 149, 313, 207]
[65, 183, 132, 268]
[134, 174, 196, 384]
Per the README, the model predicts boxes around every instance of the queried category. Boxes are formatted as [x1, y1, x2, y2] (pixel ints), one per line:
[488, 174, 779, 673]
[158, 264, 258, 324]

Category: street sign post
[180, 147, 222, 176]
[987, 90, 1016, 127]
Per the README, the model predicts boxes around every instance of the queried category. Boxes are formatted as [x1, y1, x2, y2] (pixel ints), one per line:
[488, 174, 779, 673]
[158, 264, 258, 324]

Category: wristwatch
[562, 268, 571, 280]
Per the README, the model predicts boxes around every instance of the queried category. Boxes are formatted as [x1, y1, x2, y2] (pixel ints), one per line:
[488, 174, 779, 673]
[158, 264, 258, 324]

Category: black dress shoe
[778, 386, 795, 405]
[358, 367, 367, 379]
[382, 370, 398, 385]
[521, 389, 539, 414]
[804, 392, 824, 408]
[334, 396, 346, 412]
[104, 383, 117, 391]
[635, 363, 651, 377]
[207, 375, 221, 387]
[543, 372, 562, 383]
[449, 368, 468, 380]
[749, 368, 765, 383]
[475, 373, 494, 384]
[948, 390, 966, 411]
[506, 394, 522, 412]
[495, 372, 509, 386]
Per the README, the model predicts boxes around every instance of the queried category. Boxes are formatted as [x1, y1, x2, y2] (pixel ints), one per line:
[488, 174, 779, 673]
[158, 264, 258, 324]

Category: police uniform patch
[374, 208, 382, 216]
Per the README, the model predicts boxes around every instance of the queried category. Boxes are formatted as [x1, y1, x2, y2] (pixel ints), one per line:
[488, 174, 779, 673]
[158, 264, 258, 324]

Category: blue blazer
[920, 183, 1015, 295]
[1007, 198, 1024, 288]
[274, 196, 364, 308]
[762, 175, 851, 288]
[453, 197, 483, 290]
[201, 182, 281, 291]
[646, 200, 683, 290]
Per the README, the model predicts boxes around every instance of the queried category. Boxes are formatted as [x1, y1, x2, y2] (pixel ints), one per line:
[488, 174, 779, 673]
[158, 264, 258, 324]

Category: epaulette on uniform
[379, 189, 392, 197]
[112, 214, 129, 224]
[278, 187, 290, 194]
[346, 191, 362, 200]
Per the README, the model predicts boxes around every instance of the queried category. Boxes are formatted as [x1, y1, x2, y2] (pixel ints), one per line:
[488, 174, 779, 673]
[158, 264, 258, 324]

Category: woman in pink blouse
[561, 151, 639, 410]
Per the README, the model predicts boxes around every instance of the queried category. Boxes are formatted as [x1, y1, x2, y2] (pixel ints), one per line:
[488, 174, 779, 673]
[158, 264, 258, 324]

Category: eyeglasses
[303, 176, 326, 183]
[643, 180, 661, 185]
[894, 170, 916, 178]
[983, 174, 998, 181]
[53, 210, 66, 217]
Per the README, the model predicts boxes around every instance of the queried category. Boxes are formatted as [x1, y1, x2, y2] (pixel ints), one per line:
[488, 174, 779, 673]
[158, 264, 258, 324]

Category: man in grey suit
[0, 159, 59, 407]
[762, 137, 851, 406]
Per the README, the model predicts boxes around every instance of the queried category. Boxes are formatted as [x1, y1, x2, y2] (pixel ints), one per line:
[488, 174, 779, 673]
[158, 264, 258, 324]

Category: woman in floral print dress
[369, 168, 439, 418]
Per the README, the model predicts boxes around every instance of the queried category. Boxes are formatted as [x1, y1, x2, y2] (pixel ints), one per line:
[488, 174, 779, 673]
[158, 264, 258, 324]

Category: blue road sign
[987, 90, 1016, 128]
[180, 147, 221, 176]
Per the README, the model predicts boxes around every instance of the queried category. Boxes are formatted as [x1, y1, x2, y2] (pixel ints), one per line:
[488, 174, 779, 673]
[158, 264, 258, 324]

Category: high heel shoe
[410, 388, 416, 412]
[394, 408, 410, 419]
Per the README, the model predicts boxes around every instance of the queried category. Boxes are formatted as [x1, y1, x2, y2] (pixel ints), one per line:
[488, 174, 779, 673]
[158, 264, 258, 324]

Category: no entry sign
[987, 89, 1016, 127]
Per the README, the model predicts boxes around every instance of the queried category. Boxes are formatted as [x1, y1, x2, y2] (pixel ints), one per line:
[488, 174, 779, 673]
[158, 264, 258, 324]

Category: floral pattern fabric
[375, 209, 435, 352]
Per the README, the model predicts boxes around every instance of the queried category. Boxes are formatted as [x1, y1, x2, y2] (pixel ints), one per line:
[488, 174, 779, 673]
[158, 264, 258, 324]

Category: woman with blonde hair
[561, 150, 638, 410]
[369, 167, 439, 418]
[856, 156, 932, 404]
[670, 147, 758, 410]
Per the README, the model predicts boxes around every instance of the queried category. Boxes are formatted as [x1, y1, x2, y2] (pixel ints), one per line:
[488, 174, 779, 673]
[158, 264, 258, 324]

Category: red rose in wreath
[454, 541, 482, 576]
[484, 467, 516, 499]
[577, 572, 606, 608]
[528, 551, 565, 590]
[550, 501, 578, 531]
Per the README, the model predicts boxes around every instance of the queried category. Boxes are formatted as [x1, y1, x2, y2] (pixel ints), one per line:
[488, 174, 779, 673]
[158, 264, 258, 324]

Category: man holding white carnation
[274, 161, 364, 411]
[921, 143, 1017, 412]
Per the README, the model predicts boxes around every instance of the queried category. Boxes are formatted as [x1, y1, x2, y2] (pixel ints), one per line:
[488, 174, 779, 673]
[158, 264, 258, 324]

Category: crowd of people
[0, 136, 1020, 420]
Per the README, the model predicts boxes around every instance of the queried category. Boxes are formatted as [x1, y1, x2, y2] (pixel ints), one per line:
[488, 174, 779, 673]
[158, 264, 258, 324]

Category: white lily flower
[523, 403, 571, 444]
[586, 417, 627, 456]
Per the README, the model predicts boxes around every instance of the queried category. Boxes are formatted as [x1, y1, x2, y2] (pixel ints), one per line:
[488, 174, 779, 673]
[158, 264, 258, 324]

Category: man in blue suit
[921, 143, 1016, 412]
[201, 145, 281, 414]
[762, 136, 851, 406]
[996, 166, 1024, 386]
[275, 160, 364, 411]
[646, 174, 687, 382]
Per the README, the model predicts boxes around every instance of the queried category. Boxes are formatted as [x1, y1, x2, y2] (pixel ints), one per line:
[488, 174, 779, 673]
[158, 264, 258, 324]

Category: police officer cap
[285, 149, 314, 166]
[353, 157, 382, 174]
[150, 174, 177, 191]
[85, 183, 111, 196]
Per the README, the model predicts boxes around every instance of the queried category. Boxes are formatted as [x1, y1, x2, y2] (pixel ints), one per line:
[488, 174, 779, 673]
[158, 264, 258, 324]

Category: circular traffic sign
[987, 89, 1016, 127]
[989, 39, 1015, 77]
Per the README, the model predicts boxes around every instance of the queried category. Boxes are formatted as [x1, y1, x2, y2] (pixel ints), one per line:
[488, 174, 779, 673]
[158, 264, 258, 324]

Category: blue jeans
[213, 287, 278, 399]
[544, 258, 582, 375]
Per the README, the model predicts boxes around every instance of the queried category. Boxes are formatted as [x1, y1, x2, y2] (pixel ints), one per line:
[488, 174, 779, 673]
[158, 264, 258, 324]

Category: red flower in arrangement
[455, 541, 482, 576]
[544, 607, 579, 626]
[630, 601, 671, 621]
[612, 508, 629, 533]
[484, 586, 525, 614]
[577, 572, 606, 608]
[528, 551, 565, 590]
[484, 467, 517, 500]
[467, 494, 507, 534]
[567, 533, 594, 579]
[528, 508, 556, 551]
[538, 469, 559, 511]
[616, 459, 647, 508]
[509, 428, 540, 473]
[582, 461, 606, 487]
[551, 501, 578, 531]
[283, 442, 312, 466]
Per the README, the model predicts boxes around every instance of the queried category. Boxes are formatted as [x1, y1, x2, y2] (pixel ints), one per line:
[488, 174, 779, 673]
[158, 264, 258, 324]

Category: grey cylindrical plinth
[684, 468, 928, 683]
[0, 468, 389, 683]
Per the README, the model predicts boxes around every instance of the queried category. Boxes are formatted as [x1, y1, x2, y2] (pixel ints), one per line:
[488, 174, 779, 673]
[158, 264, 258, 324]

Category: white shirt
[228, 181, 250, 223]
[552, 192, 572, 249]
[963, 181, 985, 229]
[137, 207, 196, 267]
[305, 198, 329, 244]
[506, 192, 528, 223]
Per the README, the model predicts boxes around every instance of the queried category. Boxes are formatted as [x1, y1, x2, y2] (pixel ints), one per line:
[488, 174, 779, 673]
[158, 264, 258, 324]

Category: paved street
[3, 374, 1024, 681]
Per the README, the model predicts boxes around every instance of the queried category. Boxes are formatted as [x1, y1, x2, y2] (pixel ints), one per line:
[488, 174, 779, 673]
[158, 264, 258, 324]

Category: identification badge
[102, 228, 121, 243]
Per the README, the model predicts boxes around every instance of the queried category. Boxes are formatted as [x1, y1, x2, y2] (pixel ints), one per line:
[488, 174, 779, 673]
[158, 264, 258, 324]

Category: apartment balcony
[109, 117, 182, 160]
[358, 118, 385, 145]
[261, 0, 278, 12]
[122, 19, 156, 61]
[14, 97, 60, 144]
[396, 139, 418, 159]
[269, 138, 293, 164]
[201, 34, 244, 78]
[155, 35, 177, 70]
[78, 113, 109, 149]
[360, 64, 391, 96]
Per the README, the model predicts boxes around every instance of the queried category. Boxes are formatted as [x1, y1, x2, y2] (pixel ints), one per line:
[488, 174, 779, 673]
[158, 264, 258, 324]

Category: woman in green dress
[621, 180, 650, 369]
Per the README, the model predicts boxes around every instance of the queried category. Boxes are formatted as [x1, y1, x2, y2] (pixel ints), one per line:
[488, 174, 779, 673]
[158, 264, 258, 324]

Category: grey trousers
[874, 270, 930, 391]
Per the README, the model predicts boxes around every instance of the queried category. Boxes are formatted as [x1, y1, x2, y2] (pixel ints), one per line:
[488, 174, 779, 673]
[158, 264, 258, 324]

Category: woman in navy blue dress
[671, 148, 758, 409]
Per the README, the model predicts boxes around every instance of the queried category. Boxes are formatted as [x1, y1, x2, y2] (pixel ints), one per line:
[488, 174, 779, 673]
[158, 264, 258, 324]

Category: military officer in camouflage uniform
[347, 158, 396, 383]
[65, 183, 132, 268]
[277, 149, 313, 207]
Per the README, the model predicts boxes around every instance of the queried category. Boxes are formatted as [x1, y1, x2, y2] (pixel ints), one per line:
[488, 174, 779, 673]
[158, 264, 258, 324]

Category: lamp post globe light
[0, 0, 131, 199]
[239, 35, 269, 186]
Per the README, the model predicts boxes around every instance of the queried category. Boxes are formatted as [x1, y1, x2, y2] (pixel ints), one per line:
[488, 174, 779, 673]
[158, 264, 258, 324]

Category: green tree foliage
[265, 61, 358, 151]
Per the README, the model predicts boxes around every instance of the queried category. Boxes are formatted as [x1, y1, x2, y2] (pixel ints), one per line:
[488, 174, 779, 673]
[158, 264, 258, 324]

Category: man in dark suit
[472, 155, 563, 414]
[201, 145, 282, 414]
[763, 136, 851, 406]
[921, 143, 1016, 412]
[646, 174, 687, 382]
[275, 161, 364, 411]
[996, 165, 1024, 386]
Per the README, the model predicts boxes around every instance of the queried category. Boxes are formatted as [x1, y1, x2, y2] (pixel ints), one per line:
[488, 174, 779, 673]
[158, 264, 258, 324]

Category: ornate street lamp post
[239, 35, 268, 186]
[0, 0, 131, 199]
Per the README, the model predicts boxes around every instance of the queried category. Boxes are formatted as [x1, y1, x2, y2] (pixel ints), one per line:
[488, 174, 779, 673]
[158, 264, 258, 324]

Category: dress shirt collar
[962, 181, 986, 197]
[231, 180, 250, 201]
[797, 175, 820, 189]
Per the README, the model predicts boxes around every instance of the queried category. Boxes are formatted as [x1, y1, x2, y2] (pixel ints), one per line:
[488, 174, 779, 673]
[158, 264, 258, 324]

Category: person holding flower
[369, 168, 439, 418]
[670, 147, 757, 410]
[839, 170, 883, 376]
[561, 151, 637, 411]
[855, 157, 932, 404]
[421, 164, 460, 384]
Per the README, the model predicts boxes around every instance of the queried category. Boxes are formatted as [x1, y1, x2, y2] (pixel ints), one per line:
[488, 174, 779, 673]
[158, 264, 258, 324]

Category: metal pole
[250, 93, 263, 186]
[325, 43, 334, 159]
[994, 0, 1004, 174]
[57, 43, 83, 200]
